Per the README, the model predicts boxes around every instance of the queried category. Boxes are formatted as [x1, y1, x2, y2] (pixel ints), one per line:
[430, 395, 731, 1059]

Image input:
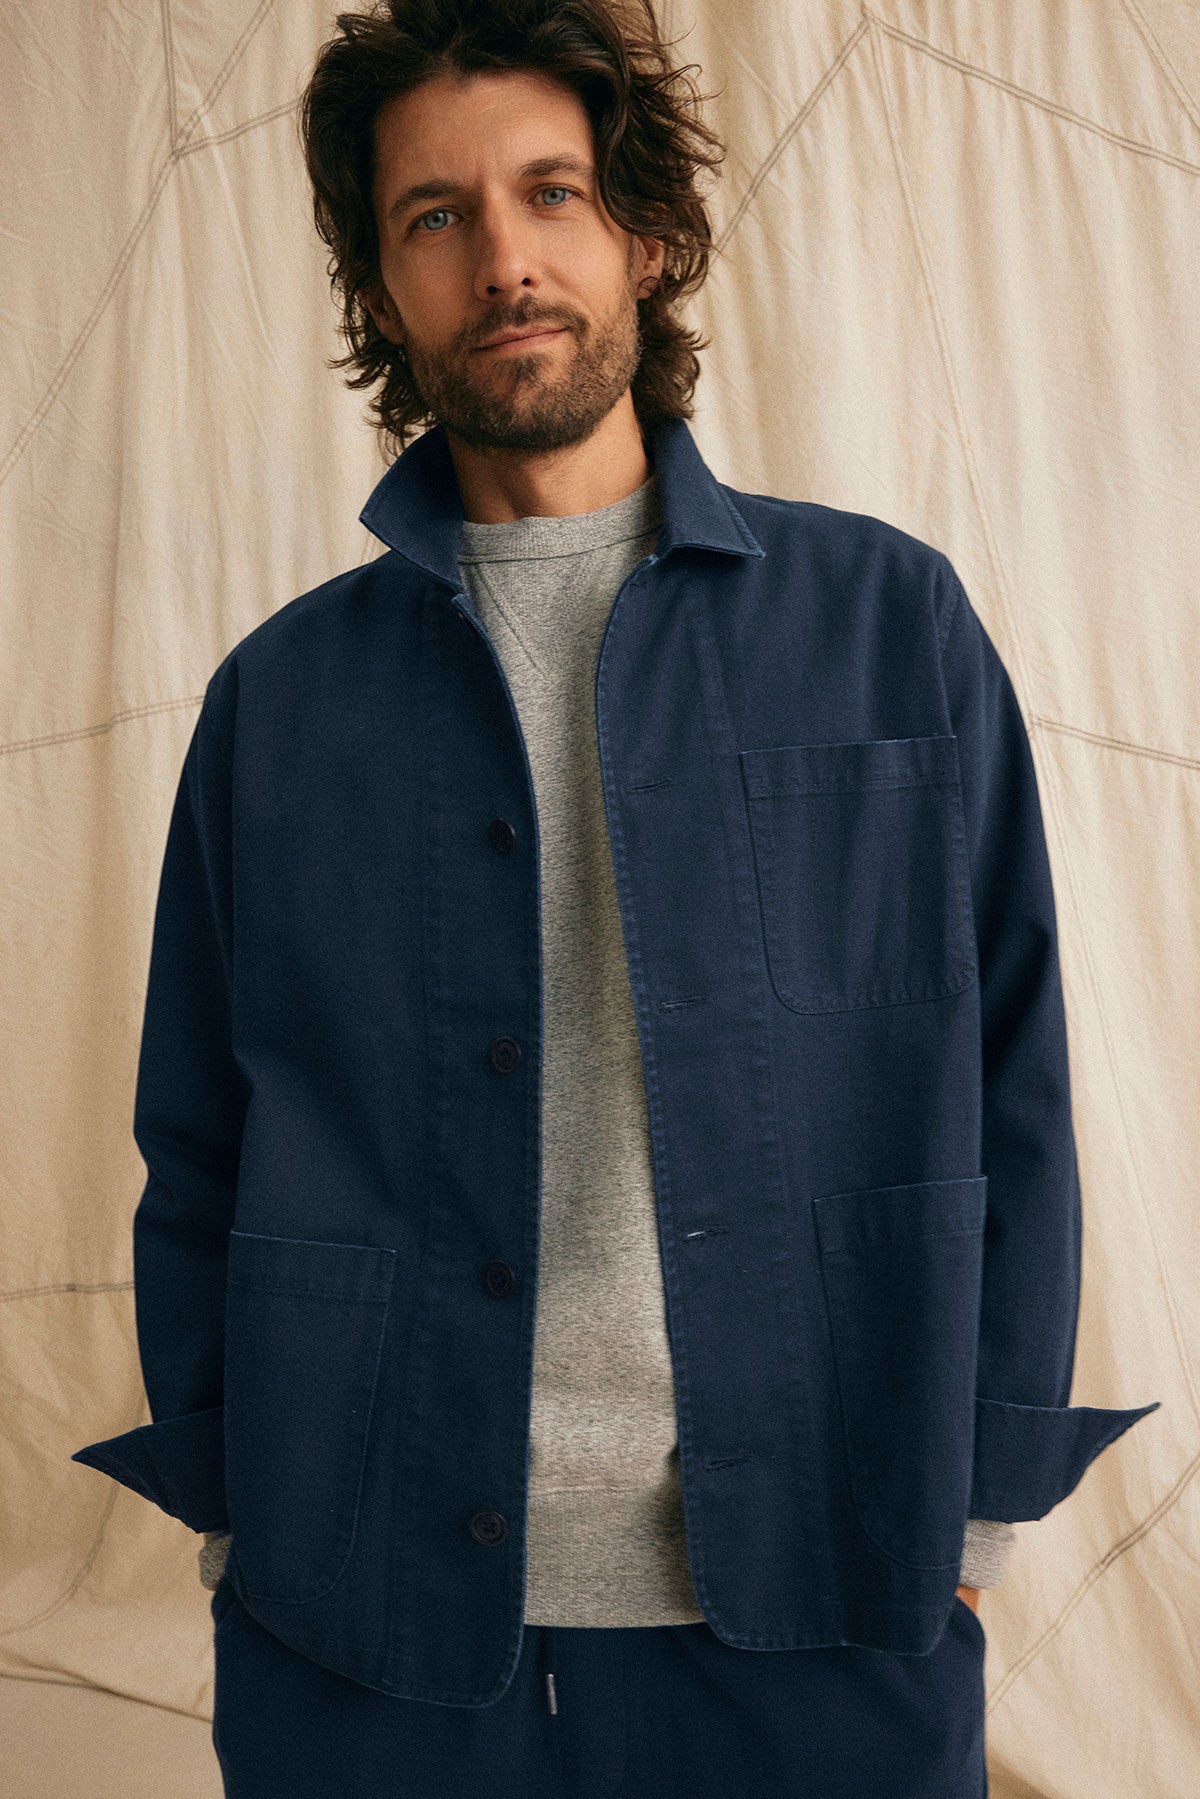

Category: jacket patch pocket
[813, 1175, 987, 1570]
[224, 1230, 397, 1605]
[739, 735, 977, 1013]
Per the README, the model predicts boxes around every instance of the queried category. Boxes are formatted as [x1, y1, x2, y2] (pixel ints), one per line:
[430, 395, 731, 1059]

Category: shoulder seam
[935, 552, 964, 656]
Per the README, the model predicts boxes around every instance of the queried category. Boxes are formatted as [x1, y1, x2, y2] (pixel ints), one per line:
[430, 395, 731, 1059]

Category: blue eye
[410, 187, 574, 235]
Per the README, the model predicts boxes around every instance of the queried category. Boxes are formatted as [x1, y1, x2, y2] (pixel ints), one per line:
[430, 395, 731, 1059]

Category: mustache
[467, 312, 578, 349]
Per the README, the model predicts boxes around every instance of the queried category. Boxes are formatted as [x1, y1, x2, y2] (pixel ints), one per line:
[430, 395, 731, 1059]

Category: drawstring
[545, 1669, 558, 1715]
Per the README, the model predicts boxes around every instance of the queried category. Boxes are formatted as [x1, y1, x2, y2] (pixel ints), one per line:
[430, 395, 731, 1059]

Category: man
[71, 2, 1160, 1795]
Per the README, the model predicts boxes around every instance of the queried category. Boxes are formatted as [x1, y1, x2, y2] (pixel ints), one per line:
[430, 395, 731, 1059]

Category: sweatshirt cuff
[959, 1517, 1017, 1587]
[199, 1530, 232, 1590]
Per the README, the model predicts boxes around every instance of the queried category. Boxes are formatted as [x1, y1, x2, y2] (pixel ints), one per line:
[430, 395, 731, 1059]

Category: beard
[398, 277, 644, 454]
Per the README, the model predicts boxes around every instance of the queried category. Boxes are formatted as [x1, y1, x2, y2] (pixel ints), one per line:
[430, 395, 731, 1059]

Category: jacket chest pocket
[224, 1230, 397, 1605]
[738, 734, 977, 1013]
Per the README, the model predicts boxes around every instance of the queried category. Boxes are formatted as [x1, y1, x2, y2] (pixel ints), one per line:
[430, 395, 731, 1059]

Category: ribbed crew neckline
[457, 470, 662, 564]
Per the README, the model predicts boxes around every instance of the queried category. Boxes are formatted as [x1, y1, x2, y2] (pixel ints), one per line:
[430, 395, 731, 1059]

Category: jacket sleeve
[937, 558, 1161, 1523]
[70, 655, 247, 1534]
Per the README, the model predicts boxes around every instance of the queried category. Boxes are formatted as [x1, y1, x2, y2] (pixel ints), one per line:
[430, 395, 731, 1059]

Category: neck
[444, 393, 652, 523]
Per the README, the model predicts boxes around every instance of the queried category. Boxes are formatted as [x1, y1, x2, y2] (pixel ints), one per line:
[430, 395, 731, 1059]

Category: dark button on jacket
[468, 1509, 509, 1546]
[488, 1036, 521, 1074]
[483, 1260, 517, 1298]
[70, 414, 1161, 1708]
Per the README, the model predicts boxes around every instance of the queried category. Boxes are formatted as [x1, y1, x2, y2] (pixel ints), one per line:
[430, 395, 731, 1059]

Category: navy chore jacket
[72, 415, 1161, 1706]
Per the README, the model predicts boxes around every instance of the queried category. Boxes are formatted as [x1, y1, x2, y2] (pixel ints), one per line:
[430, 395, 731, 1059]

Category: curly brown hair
[296, 0, 726, 457]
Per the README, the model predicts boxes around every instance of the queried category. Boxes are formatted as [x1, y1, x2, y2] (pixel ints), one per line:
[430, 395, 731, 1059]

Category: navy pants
[211, 1578, 988, 1798]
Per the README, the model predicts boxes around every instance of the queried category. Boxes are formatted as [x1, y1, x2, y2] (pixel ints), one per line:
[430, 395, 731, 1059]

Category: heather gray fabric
[199, 466, 1015, 1617]
[456, 471, 704, 1626]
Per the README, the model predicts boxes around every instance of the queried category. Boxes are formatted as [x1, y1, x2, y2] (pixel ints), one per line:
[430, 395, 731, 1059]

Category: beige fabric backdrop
[2, 3, 1195, 1794]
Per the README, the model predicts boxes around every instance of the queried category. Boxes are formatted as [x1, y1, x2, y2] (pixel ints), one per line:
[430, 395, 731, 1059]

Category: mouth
[475, 327, 567, 354]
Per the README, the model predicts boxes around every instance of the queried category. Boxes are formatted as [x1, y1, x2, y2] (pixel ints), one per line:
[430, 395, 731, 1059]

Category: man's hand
[955, 1583, 981, 1614]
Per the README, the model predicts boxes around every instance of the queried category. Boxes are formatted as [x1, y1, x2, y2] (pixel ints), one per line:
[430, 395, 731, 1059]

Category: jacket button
[468, 1509, 509, 1545]
[489, 1036, 521, 1074]
[483, 1259, 516, 1297]
[488, 818, 516, 854]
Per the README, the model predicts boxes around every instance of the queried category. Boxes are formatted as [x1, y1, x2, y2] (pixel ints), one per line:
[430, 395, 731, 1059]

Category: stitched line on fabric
[1, 696, 203, 758]
[716, 20, 869, 254]
[2, 1279, 133, 1301]
[1123, 0, 1200, 135]
[747, 775, 961, 796]
[1030, 715, 1200, 770]
[1, 0, 280, 491]
[867, 6, 1200, 174]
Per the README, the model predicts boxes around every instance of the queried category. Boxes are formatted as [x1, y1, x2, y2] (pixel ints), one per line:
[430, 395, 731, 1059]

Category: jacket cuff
[199, 1530, 233, 1589]
[70, 1404, 228, 1534]
[960, 1518, 1017, 1587]
[969, 1395, 1161, 1521]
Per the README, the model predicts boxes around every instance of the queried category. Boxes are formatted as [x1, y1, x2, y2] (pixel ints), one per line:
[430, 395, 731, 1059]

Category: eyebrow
[385, 155, 596, 225]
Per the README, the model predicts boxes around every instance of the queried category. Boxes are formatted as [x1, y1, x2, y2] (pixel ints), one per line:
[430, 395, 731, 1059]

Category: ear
[363, 279, 404, 346]
[634, 234, 666, 299]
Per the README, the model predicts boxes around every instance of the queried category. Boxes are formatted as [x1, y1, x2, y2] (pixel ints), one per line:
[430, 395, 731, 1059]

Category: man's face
[367, 66, 664, 453]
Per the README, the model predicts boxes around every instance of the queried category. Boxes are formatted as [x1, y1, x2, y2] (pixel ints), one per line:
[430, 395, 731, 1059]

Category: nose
[471, 198, 542, 303]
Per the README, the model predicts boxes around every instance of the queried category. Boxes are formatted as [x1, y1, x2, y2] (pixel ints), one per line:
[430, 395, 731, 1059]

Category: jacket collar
[358, 414, 764, 588]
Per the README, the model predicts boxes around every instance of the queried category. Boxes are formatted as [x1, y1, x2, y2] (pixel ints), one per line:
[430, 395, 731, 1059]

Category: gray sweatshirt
[199, 467, 1015, 1614]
